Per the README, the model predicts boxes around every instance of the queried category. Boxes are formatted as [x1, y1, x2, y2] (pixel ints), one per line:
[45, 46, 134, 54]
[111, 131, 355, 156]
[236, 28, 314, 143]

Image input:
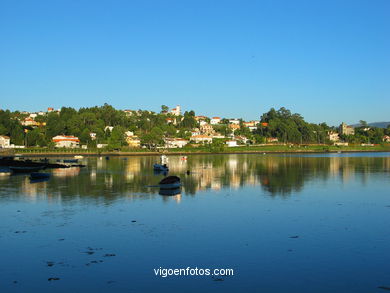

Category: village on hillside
[0, 104, 389, 150]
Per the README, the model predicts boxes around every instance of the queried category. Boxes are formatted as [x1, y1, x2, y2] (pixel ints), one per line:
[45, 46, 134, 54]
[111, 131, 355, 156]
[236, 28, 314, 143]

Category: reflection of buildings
[52, 167, 80, 177]
[11, 155, 388, 202]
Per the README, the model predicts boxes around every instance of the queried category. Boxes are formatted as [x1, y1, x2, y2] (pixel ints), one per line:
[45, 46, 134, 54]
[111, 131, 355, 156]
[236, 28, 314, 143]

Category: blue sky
[0, 0, 389, 125]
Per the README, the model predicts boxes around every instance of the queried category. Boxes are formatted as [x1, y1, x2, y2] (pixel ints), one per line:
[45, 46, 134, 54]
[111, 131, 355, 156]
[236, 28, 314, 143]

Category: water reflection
[0, 154, 389, 202]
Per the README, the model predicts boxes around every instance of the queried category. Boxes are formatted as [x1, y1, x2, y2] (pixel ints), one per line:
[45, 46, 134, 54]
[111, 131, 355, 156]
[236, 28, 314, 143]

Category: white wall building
[52, 135, 80, 148]
[192, 135, 213, 144]
[170, 105, 181, 116]
[0, 135, 11, 148]
[226, 140, 238, 147]
[210, 117, 221, 125]
[164, 138, 189, 148]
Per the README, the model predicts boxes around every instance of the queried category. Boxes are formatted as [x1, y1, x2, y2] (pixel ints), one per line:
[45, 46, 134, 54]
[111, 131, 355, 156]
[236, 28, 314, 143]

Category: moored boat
[63, 159, 78, 163]
[154, 163, 169, 172]
[159, 176, 181, 189]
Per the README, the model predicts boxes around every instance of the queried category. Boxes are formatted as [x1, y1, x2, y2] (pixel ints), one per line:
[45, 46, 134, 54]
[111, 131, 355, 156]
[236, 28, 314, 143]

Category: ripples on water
[0, 153, 389, 293]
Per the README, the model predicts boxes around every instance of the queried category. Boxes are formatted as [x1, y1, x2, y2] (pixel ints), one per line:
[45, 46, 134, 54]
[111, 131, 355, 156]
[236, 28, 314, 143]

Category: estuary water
[0, 153, 390, 293]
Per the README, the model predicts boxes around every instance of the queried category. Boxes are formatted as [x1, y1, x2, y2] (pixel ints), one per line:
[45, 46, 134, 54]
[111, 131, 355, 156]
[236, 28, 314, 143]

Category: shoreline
[10, 149, 390, 157]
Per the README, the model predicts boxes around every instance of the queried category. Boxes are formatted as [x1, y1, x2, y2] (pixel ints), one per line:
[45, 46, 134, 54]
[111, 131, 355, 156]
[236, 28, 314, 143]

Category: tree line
[0, 104, 389, 148]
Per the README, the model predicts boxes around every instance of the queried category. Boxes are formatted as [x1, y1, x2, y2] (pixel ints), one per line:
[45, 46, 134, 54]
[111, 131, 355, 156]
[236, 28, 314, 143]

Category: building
[383, 135, 390, 142]
[226, 140, 238, 147]
[191, 135, 213, 144]
[0, 135, 10, 148]
[170, 105, 181, 116]
[47, 107, 54, 112]
[229, 119, 240, 125]
[339, 122, 355, 135]
[200, 124, 214, 135]
[21, 117, 39, 127]
[90, 132, 97, 140]
[210, 117, 221, 125]
[164, 138, 189, 148]
[328, 131, 340, 142]
[195, 116, 208, 122]
[52, 135, 80, 148]
[229, 124, 240, 131]
[235, 136, 249, 144]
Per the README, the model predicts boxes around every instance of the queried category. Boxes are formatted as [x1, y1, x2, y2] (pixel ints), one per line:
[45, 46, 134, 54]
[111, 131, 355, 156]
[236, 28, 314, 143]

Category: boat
[159, 176, 181, 189]
[30, 172, 51, 180]
[74, 155, 84, 159]
[10, 166, 43, 173]
[154, 163, 169, 172]
[180, 156, 187, 161]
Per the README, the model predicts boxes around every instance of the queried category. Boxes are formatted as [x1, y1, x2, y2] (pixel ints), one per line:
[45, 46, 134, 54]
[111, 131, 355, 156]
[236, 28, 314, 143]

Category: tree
[161, 105, 169, 113]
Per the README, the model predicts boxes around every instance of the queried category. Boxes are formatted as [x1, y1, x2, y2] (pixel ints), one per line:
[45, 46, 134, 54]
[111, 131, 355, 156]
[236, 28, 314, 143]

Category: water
[0, 153, 389, 293]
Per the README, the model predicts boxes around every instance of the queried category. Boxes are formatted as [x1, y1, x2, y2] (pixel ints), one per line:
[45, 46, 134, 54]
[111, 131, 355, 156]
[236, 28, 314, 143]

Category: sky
[0, 0, 389, 126]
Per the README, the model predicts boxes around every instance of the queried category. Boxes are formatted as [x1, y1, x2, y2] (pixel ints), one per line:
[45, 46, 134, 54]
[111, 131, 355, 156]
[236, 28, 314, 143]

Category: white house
[170, 105, 181, 116]
[164, 138, 189, 148]
[52, 135, 80, 148]
[328, 131, 340, 142]
[89, 132, 97, 140]
[229, 119, 240, 125]
[192, 135, 213, 144]
[0, 135, 11, 148]
[210, 117, 221, 125]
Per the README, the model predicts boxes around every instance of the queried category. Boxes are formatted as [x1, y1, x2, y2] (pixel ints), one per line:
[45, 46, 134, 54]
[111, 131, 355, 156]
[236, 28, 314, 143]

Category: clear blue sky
[0, 0, 389, 125]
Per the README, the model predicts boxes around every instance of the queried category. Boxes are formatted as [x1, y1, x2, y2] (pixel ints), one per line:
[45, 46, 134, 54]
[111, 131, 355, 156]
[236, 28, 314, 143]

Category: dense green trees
[0, 105, 389, 148]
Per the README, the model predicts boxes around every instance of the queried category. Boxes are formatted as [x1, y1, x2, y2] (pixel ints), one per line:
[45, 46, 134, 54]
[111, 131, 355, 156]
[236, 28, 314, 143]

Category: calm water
[1, 153, 390, 293]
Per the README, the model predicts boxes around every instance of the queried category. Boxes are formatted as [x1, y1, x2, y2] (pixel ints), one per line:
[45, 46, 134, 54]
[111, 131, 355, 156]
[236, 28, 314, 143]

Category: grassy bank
[8, 143, 390, 157]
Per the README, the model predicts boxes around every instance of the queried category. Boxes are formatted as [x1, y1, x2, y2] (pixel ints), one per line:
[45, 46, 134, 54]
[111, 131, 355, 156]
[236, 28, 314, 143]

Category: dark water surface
[1, 153, 390, 293]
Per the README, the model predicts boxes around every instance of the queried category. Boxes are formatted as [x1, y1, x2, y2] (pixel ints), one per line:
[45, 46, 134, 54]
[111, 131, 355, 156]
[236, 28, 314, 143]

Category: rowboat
[159, 176, 181, 189]
[154, 164, 169, 172]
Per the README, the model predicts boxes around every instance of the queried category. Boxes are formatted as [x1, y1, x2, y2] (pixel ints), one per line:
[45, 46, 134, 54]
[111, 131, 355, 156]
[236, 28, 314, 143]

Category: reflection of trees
[3, 155, 389, 202]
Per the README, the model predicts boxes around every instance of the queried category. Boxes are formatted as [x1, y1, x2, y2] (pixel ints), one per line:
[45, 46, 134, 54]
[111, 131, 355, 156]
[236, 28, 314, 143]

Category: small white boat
[159, 176, 181, 189]
[154, 163, 169, 172]
[74, 155, 84, 159]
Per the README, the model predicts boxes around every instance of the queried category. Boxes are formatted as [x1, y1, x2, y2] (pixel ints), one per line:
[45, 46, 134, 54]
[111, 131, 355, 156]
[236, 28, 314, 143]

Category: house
[194, 116, 207, 122]
[328, 131, 340, 142]
[260, 122, 269, 127]
[339, 122, 355, 135]
[52, 135, 80, 148]
[47, 107, 54, 112]
[0, 135, 10, 148]
[125, 131, 134, 137]
[266, 137, 279, 143]
[164, 138, 189, 148]
[210, 117, 221, 125]
[166, 118, 174, 124]
[383, 135, 390, 142]
[126, 136, 141, 148]
[235, 136, 249, 144]
[97, 144, 108, 149]
[21, 117, 39, 127]
[229, 124, 240, 131]
[248, 126, 257, 132]
[199, 120, 207, 126]
[200, 124, 214, 135]
[334, 142, 349, 146]
[90, 132, 97, 140]
[170, 105, 181, 116]
[212, 133, 225, 139]
[226, 140, 238, 147]
[229, 119, 240, 125]
[192, 135, 213, 144]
